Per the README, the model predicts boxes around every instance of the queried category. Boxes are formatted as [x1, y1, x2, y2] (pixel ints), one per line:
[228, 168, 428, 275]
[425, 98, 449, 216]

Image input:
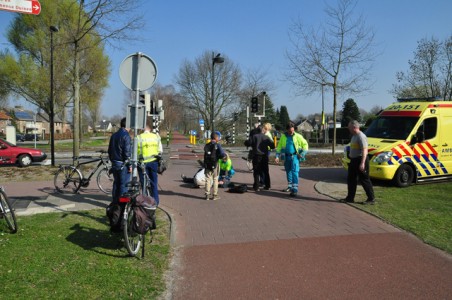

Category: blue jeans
[111, 162, 130, 204]
[284, 155, 300, 193]
[138, 161, 159, 206]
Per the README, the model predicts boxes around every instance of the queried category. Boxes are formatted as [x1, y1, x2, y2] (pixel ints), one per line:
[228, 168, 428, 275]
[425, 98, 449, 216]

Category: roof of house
[0, 110, 11, 120]
[14, 110, 34, 120]
[37, 111, 63, 123]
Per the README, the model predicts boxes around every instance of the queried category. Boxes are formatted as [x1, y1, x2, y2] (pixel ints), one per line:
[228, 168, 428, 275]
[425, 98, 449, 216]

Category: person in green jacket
[275, 122, 309, 197]
[218, 153, 235, 187]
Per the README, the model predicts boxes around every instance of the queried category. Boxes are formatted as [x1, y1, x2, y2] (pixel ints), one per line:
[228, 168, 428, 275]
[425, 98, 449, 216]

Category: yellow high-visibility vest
[137, 131, 161, 162]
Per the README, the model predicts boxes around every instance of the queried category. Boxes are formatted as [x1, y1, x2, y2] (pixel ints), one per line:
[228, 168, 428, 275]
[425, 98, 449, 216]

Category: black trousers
[347, 157, 375, 201]
[253, 154, 270, 190]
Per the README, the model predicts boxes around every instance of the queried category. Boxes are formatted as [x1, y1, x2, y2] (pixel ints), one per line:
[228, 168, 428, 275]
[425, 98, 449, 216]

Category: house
[11, 107, 41, 135]
[0, 110, 12, 136]
[9, 106, 71, 139]
[294, 119, 314, 140]
[95, 120, 113, 133]
[36, 110, 71, 135]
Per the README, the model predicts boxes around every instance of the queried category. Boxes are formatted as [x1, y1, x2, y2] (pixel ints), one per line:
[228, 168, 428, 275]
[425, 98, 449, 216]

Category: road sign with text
[0, 0, 41, 15]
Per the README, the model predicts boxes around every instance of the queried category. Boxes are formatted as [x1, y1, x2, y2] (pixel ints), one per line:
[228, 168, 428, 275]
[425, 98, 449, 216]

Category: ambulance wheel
[393, 164, 414, 187]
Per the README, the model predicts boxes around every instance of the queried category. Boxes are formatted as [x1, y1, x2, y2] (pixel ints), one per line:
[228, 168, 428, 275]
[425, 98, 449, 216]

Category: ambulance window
[423, 117, 437, 140]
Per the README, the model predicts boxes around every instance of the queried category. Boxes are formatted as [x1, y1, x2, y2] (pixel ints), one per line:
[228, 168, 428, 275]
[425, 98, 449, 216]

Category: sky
[1, 0, 451, 120]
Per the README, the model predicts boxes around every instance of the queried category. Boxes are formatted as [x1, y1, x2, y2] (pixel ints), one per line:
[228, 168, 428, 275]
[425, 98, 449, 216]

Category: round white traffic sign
[119, 52, 157, 91]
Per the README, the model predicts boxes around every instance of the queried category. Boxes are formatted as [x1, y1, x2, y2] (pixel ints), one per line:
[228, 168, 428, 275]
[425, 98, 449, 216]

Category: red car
[0, 138, 47, 167]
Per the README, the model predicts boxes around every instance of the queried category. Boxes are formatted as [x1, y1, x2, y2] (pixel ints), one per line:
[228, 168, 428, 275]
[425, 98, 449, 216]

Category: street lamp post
[50, 25, 59, 167]
[211, 52, 224, 134]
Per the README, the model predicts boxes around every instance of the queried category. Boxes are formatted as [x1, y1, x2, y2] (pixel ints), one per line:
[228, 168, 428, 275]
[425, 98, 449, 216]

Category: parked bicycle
[0, 186, 18, 233]
[54, 150, 113, 194]
[120, 157, 159, 257]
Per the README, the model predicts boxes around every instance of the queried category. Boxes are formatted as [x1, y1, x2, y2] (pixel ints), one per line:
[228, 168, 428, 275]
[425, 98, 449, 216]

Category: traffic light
[139, 92, 151, 113]
[251, 97, 259, 113]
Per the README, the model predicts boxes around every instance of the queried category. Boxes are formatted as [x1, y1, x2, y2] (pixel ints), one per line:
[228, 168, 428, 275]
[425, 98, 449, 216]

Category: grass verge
[354, 181, 452, 254]
[0, 209, 170, 299]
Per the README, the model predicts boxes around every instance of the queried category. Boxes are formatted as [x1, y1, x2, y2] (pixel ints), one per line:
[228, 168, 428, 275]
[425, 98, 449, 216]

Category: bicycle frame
[74, 156, 110, 183]
[54, 150, 112, 194]
[137, 160, 158, 198]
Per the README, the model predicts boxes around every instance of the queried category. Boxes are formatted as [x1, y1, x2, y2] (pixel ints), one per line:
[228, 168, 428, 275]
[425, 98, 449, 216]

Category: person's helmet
[215, 131, 221, 139]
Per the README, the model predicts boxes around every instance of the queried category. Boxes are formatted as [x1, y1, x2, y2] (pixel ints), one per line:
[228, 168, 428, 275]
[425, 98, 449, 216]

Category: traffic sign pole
[119, 52, 158, 181]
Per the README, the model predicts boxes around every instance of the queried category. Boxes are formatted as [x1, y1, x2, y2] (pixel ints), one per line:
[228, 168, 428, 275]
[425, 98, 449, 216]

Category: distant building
[297, 120, 314, 133]
[0, 110, 12, 136]
[8, 106, 71, 138]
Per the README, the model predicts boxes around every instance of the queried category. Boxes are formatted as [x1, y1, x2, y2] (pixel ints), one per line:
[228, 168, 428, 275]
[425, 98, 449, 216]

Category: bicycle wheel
[0, 190, 18, 233]
[54, 166, 82, 194]
[97, 167, 113, 194]
[123, 203, 142, 256]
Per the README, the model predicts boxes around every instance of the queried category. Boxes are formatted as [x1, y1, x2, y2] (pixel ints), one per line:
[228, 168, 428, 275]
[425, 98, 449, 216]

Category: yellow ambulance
[342, 99, 452, 187]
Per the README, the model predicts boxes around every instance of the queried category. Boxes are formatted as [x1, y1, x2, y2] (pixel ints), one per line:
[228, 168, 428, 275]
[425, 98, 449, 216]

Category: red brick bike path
[160, 132, 452, 300]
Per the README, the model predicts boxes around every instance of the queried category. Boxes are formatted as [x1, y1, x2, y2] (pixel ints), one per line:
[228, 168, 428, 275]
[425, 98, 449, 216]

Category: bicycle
[120, 159, 159, 257]
[54, 150, 113, 194]
[0, 186, 18, 233]
[113, 156, 160, 257]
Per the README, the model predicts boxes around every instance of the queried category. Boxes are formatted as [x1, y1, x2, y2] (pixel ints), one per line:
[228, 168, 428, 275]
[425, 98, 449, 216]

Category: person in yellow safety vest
[137, 124, 163, 206]
[275, 122, 309, 197]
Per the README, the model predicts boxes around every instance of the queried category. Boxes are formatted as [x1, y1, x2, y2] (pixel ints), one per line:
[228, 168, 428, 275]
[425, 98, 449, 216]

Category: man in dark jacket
[248, 127, 275, 191]
[108, 117, 131, 204]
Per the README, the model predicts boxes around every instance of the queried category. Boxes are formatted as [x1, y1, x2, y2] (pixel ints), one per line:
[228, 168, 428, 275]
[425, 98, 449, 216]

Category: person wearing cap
[275, 122, 309, 197]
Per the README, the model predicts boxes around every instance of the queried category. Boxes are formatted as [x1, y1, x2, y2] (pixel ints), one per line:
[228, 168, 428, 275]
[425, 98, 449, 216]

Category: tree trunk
[73, 42, 80, 157]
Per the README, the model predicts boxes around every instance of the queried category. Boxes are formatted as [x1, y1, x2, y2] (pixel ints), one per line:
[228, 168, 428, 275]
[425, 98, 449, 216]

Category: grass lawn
[355, 181, 452, 254]
[25, 137, 110, 152]
[0, 209, 170, 299]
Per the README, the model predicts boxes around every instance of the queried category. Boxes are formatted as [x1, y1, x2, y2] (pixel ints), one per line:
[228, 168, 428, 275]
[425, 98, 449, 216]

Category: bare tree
[285, 0, 377, 153]
[175, 51, 242, 132]
[148, 84, 184, 135]
[230, 67, 275, 134]
[392, 35, 452, 101]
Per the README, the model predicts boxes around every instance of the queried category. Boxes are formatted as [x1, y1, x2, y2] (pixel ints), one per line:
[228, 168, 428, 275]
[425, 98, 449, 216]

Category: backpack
[227, 183, 248, 193]
[204, 142, 218, 170]
[106, 202, 124, 233]
[132, 195, 157, 234]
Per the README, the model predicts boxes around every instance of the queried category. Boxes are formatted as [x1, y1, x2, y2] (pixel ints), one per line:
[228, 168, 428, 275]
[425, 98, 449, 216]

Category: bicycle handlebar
[72, 150, 109, 161]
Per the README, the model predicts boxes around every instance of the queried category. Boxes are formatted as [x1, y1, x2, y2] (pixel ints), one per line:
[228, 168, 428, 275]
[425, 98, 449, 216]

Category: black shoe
[263, 186, 270, 190]
[341, 198, 354, 203]
[289, 192, 297, 197]
[282, 187, 291, 192]
[363, 199, 376, 205]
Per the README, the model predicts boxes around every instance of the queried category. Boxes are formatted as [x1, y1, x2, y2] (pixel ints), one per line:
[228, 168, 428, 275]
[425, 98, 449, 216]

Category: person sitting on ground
[218, 153, 235, 187]
[181, 168, 206, 188]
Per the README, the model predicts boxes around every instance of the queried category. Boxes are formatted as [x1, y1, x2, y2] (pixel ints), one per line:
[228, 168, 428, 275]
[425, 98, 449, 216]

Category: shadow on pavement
[300, 167, 347, 183]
